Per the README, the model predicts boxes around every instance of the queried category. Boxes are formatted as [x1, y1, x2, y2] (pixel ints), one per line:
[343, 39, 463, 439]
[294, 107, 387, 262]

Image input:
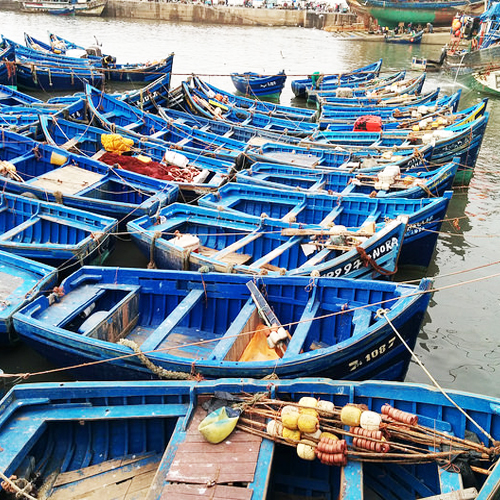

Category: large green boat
[347, 0, 484, 28]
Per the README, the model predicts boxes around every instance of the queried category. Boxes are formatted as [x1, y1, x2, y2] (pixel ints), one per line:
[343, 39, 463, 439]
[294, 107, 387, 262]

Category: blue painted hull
[13, 267, 431, 381]
[193, 75, 317, 120]
[0, 250, 56, 345]
[291, 59, 383, 98]
[127, 203, 406, 279]
[0, 193, 117, 266]
[0, 128, 179, 221]
[16, 61, 104, 91]
[38, 115, 232, 194]
[198, 183, 453, 269]
[230, 71, 286, 99]
[0, 378, 499, 499]
[236, 160, 458, 198]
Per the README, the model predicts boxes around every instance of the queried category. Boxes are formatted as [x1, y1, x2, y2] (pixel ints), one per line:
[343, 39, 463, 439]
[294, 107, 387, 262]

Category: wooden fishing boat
[19, 0, 107, 16]
[0, 192, 116, 266]
[6, 35, 175, 85]
[199, 183, 453, 269]
[307, 105, 489, 185]
[230, 70, 286, 101]
[85, 84, 245, 163]
[346, 0, 484, 28]
[315, 73, 427, 107]
[13, 266, 429, 380]
[0, 83, 43, 107]
[127, 202, 407, 278]
[0, 128, 179, 221]
[317, 90, 462, 127]
[236, 159, 459, 199]
[191, 74, 317, 121]
[180, 81, 318, 136]
[384, 29, 424, 44]
[0, 250, 56, 345]
[306, 69, 406, 97]
[15, 57, 104, 92]
[467, 67, 500, 96]
[291, 59, 383, 98]
[38, 115, 234, 195]
[306, 70, 412, 105]
[3, 376, 500, 499]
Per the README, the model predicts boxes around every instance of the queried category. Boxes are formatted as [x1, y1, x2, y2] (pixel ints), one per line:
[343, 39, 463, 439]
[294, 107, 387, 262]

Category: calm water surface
[1, 11, 500, 398]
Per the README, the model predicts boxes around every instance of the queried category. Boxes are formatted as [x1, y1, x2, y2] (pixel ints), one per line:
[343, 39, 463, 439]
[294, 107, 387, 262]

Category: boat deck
[162, 404, 270, 499]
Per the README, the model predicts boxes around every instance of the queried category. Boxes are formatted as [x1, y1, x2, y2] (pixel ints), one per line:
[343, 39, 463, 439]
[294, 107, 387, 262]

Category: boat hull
[347, 0, 484, 28]
[20, 0, 107, 15]
[13, 268, 432, 382]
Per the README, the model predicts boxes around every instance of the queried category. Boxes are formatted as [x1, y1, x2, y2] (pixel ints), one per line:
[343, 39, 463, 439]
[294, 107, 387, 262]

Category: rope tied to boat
[356, 246, 397, 277]
[118, 338, 198, 380]
[379, 309, 498, 446]
[147, 231, 162, 269]
[0, 472, 37, 500]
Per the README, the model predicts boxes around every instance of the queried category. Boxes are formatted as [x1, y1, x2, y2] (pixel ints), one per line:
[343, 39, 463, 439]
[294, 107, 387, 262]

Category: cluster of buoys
[266, 398, 419, 466]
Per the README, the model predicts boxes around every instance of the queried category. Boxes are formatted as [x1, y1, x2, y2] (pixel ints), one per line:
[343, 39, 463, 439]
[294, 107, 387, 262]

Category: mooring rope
[379, 309, 496, 444]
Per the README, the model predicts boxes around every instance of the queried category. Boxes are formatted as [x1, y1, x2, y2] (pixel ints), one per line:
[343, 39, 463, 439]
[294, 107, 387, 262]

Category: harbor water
[1, 10, 500, 398]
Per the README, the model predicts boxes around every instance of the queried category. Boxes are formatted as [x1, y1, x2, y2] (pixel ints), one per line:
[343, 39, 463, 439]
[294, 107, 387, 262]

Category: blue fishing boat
[0, 192, 117, 266]
[2, 377, 499, 499]
[199, 183, 453, 268]
[127, 203, 407, 278]
[180, 82, 317, 136]
[236, 159, 459, 198]
[0, 250, 56, 346]
[318, 90, 462, 129]
[85, 84, 245, 163]
[13, 266, 429, 380]
[15, 58, 105, 92]
[307, 71, 424, 105]
[314, 73, 427, 107]
[291, 59, 383, 98]
[0, 128, 179, 221]
[230, 70, 286, 100]
[191, 74, 317, 120]
[38, 115, 234, 195]
[385, 29, 425, 44]
[0, 83, 43, 107]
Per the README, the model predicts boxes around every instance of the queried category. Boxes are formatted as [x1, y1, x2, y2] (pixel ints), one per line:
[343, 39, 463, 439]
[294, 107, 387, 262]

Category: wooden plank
[53, 452, 157, 487]
[166, 461, 256, 484]
[164, 405, 262, 488]
[199, 246, 251, 265]
[49, 454, 160, 500]
[160, 483, 253, 500]
[339, 460, 363, 500]
[209, 298, 256, 361]
[140, 289, 204, 352]
[249, 237, 300, 269]
[60, 137, 79, 150]
[211, 231, 262, 260]
[29, 165, 104, 195]
[284, 296, 321, 356]
[171, 449, 259, 463]
[419, 487, 478, 500]
[91, 149, 106, 160]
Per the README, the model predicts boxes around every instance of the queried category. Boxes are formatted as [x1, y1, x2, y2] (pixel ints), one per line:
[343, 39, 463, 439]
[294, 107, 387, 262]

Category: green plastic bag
[198, 406, 241, 444]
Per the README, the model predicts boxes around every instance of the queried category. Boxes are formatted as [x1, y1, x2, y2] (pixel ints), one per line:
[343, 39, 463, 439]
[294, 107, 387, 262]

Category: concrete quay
[0, 0, 357, 28]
